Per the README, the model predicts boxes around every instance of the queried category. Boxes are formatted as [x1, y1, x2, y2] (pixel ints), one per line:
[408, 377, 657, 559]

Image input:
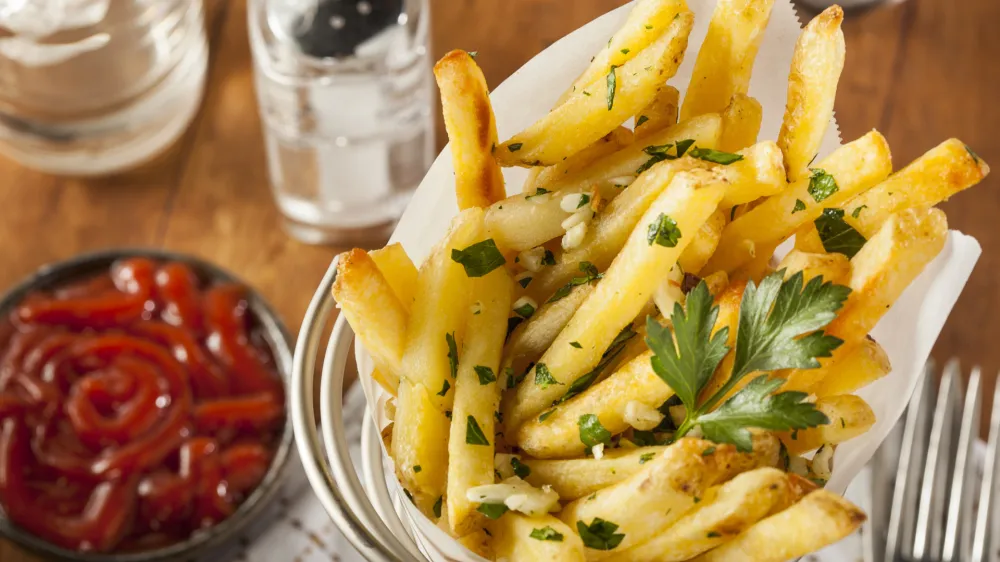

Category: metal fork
[865, 360, 1000, 562]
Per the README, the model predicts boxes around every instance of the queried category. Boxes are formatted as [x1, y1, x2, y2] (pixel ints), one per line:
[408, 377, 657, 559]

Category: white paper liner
[353, 0, 983, 559]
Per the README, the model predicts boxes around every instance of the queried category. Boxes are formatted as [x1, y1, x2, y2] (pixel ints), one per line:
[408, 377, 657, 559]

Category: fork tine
[942, 367, 981, 562]
[913, 359, 962, 560]
[885, 363, 936, 562]
[971, 376, 1000, 562]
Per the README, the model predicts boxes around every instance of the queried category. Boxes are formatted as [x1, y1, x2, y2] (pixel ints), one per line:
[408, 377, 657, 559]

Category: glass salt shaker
[0, 0, 208, 175]
[248, 0, 434, 244]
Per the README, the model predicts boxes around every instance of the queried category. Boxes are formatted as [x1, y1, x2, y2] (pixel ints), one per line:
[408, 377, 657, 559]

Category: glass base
[281, 215, 396, 247]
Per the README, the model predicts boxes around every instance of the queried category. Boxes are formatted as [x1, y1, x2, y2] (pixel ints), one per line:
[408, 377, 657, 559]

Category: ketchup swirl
[0, 258, 285, 553]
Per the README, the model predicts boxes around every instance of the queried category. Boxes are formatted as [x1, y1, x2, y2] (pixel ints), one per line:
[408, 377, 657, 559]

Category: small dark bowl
[0, 249, 294, 562]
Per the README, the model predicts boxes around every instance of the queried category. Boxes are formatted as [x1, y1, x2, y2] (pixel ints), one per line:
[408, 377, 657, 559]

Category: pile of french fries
[332, 0, 991, 560]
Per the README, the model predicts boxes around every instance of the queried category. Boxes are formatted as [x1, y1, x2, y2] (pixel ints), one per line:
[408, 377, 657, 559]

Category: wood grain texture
[1, 0, 998, 559]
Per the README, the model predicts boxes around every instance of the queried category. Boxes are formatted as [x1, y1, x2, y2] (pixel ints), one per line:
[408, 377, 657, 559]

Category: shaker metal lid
[293, 0, 405, 58]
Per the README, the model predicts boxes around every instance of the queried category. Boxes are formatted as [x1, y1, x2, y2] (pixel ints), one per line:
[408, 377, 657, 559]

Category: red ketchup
[0, 258, 285, 553]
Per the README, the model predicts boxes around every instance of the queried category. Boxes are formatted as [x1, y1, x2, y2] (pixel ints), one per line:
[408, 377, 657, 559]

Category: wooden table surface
[1, 0, 997, 559]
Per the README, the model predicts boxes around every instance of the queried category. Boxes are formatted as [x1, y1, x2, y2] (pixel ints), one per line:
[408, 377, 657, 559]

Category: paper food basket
[290, 1, 982, 560]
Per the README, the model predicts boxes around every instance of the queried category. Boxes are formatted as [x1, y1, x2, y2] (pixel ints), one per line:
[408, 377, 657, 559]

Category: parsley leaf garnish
[606, 65, 618, 111]
[636, 115, 649, 127]
[542, 249, 557, 266]
[526, 187, 551, 199]
[451, 240, 506, 277]
[645, 272, 848, 451]
[636, 140, 693, 174]
[508, 143, 523, 152]
[559, 325, 636, 403]
[689, 147, 743, 165]
[570, 341, 583, 349]
[647, 213, 682, 247]
[965, 144, 981, 164]
[511, 457, 531, 478]
[534, 363, 561, 389]
[792, 199, 806, 214]
[851, 205, 867, 219]
[468, 51, 478, 59]
[675, 139, 695, 157]
[438, 379, 451, 396]
[477, 503, 508, 519]
[578, 414, 612, 451]
[530, 526, 564, 541]
[433, 495, 443, 518]
[807, 168, 839, 203]
[577, 518, 625, 550]
[446, 332, 459, 378]
[513, 301, 536, 318]
[547, 261, 603, 303]
[466, 415, 490, 446]
[475, 365, 497, 385]
[639, 452, 655, 464]
[815, 208, 867, 258]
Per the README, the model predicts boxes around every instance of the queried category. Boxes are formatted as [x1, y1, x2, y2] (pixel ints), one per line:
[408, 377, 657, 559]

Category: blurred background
[0, 0, 996, 558]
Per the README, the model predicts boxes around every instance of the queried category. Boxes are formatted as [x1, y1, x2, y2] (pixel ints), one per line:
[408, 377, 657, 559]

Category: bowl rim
[0, 248, 295, 562]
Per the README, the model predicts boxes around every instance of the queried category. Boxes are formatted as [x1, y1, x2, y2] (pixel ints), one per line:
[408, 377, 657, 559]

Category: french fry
[783, 207, 947, 391]
[728, 241, 777, 284]
[448, 268, 513, 534]
[718, 94, 764, 153]
[531, 127, 634, 190]
[777, 6, 846, 182]
[504, 283, 596, 377]
[400, 209, 483, 410]
[435, 50, 506, 209]
[703, 131, 892, 274]
[504, 168, 726, 431]
[812, 336, 891, 396]
[717, 141, 786, 208]
[485, 113, 722, 253]
[678, 210, 726, 274]
[559, 437, 779, 559]
[457, 527, 493, 560]
[680, 0, 775, 120]
[776, 249, 851, 285]
[369, 243, 419, 313]
[332, 249, 407, 391]
[497, 12, 694, 166]
[392, 379, 451, 514]
[491, 513, 586, 562]
[793, 222, 825, 253]
[605, 468, 799, 562]
[702, 270, 731, 296]
[634, 86, 680, 138]
[516, 349, 667, 458]
[496, 448, 668, 501]
[559, 0, 690, 104]
[689, 489, 866, 562]
[839, 138, 990, 238]
[792, 137, 988, 253]
[776, 394, 876, 455]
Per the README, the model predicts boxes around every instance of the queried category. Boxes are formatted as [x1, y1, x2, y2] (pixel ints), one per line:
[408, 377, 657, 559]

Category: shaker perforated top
[294, 0, 405, 58]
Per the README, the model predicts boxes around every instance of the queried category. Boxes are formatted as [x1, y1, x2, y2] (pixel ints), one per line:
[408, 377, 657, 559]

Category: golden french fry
[680, 0, 776, 120]
[777, 249, 851, 285]
[434, 50, 506, 209]
[559, 437, 779, 559]
[504, 168, 726, 431]
[717, 141, 786, 209]
[729, 241, 777, 284]
[777, 394, 876, 455]
[703, 131, 892, 274]
[678, 210, 726, 274]
[702, 270, 730, 296]
[491, 513, 586, 562]
[497, 12, 694, 166]
[392, 379, 451, 515]
[559, 0, 691, 104]
[448, 268, 513, 534]
[532, 127, 634, 190]
[777, 6, 846, 182]
[689, 489, 866, 562]
[504, 283, 596, 377]
[719, 94, 764, 153]
[400, 209, 483, 410]
[456, 527, 493, 560]
[812, 336, 891, 396]
[840, 138, 990, 238]
[605, 468, 796, 562]
[485, 113, 722, 253]
[793, 222, 826, 253]
[783, 207, 947, 391]
[634, 86, 681, 138]
[333, 249, 407, 391]
[369, 243, 419, 313]
[498, 448, 668, 501]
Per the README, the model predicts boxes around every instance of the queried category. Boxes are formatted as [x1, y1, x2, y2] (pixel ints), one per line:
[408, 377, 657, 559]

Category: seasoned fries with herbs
[329, 1, 991, 559]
